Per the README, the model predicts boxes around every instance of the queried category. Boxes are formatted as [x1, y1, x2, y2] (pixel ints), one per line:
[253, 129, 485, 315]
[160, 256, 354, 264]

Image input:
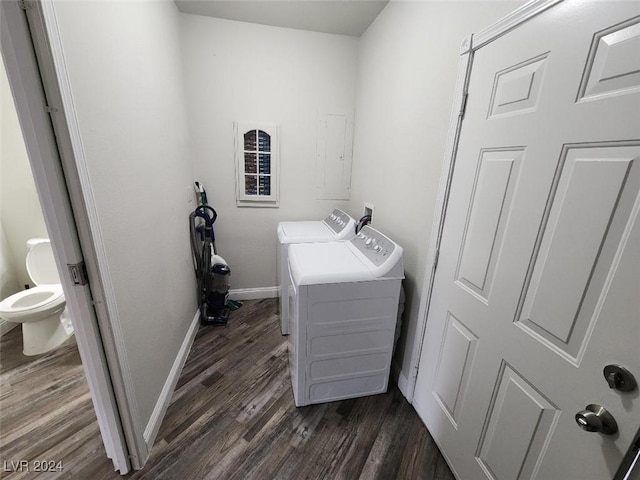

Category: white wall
[179, 14, 359, 289]
[0, 221, 20, 300]
[0, 221, 20, 335]
[53, 0, 196, 428]
[1, 57, 48, 290]
[349, 0, 524, 385]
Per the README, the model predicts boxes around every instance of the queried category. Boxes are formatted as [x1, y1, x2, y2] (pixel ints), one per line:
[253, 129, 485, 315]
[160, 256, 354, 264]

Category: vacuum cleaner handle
[193, 207, 216, 241]
[196, 205, 217, 224]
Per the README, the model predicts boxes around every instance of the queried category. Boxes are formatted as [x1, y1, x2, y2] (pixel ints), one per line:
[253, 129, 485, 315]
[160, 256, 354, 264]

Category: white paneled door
[413, 2, 640, 480]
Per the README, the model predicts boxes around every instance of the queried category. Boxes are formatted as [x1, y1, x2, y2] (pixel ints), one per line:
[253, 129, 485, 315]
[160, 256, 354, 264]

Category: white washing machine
[287, 225, 404, 407]
[277, 209, 356, 335]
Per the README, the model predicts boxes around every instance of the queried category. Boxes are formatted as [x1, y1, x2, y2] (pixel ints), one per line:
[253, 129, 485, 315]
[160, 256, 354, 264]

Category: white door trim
[0, 0, 131, 473]
[406, 0, 565, 402]
[28, 0, 151, 468]
[472, 0, 563, 49]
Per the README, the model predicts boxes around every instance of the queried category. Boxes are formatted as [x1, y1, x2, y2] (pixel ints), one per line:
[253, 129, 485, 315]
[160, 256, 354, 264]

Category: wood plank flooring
[0, 327, 103, 479]
[0, 299, 454, 479]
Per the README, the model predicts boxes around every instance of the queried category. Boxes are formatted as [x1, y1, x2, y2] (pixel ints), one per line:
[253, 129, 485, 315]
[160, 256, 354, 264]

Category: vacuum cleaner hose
[189, 211, 202, 277]
[196, 205, 217, 225]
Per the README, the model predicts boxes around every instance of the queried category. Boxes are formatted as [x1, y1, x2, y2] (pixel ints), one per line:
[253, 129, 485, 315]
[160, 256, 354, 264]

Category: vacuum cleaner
[189, 183, 240, 326]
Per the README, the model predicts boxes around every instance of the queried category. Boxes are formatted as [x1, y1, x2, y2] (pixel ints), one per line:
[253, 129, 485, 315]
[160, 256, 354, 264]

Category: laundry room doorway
[412, 1, 640, 479]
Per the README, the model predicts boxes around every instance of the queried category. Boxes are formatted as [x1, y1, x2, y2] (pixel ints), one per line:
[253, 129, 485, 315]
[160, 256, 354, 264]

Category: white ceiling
[174, 0, 389, 37]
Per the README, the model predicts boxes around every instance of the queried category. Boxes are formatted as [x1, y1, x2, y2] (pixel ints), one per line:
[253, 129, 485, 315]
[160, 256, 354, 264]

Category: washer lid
[277, 221, 334, 244]
[288, 242, 373, 285]
[26, 240, 60, 285]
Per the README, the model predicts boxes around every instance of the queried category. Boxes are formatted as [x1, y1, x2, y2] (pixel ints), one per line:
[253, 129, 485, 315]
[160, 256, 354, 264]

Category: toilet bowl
[0, 239, 73, 355]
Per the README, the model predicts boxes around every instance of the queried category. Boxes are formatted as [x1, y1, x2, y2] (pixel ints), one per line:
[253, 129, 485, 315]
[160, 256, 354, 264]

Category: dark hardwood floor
[0, 299, 454, 480]
[0, 326, 102, 479]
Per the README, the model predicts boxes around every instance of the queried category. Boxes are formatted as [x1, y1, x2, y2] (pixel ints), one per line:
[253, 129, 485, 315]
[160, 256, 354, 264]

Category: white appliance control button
[365, 238, 373, 246]
[374, 245, 381, 252]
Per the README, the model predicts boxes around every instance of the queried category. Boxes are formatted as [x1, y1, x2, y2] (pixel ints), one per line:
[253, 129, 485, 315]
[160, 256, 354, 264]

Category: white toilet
[0, 238, 73, 355]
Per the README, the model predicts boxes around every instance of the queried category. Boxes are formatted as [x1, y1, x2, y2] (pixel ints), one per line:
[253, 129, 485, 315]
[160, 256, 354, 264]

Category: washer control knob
[365, 238, 373, 246]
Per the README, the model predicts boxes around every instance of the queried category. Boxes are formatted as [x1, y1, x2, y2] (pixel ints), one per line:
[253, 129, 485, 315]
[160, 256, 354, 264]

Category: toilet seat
[0, 285, 65, 322]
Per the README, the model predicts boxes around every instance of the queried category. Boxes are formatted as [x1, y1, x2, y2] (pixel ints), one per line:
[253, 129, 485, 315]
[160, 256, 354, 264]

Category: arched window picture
[235, 122, 279, 206]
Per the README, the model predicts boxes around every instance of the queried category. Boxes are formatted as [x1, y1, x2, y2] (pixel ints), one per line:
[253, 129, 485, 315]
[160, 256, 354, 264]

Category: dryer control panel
[351, 226, 397, 267]
[324, 209, 352, 234]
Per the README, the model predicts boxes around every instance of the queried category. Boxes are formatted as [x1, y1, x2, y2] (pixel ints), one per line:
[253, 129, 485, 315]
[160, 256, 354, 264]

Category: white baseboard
[143, 309, 200, 447]
[392, 360, 413, 402]
[0, 319, 18, 337]
[229, 286, 279, 300]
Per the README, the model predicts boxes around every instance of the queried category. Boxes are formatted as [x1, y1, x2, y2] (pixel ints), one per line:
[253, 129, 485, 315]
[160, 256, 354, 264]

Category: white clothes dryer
[277, 209, 355, 335]
[287, 226, 404, 407]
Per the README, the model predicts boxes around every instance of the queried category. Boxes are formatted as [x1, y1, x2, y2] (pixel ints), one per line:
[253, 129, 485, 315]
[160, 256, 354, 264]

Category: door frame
[0, 0, 133, 473]
[407, 0, 563, 400]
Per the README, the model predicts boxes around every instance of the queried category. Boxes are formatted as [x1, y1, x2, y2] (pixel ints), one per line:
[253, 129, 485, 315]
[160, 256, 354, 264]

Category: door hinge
[18, 0, 32, 10]
[459, 93, 469, 119]
[68, 262, 89, 286]
[433, 248, 440, 272]
[45, 105, 58, 114]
